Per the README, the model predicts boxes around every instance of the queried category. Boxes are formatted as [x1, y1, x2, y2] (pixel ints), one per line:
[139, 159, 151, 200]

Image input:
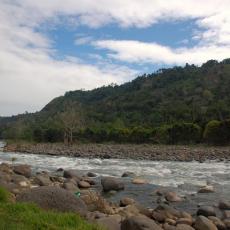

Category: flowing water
[0, 141, 229, 213]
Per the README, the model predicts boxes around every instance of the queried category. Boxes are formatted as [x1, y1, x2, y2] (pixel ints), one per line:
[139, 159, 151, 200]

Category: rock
[56, 168, 63, 172]
[165, 192, 183, 202]
[152, 210, 167, 222]
[82, 177, 96, 185]
[34, 175, 52, 186]
[78, 181, 91, 189]
[122, 171, 135, 177]
[87, 172, 97, 177]
[176, 224, 195, 230]
[198, 185, 214, 193]
[120, 197, 135, 207]
[0, 163, 13, 174]
[223, 219, 230, 229]
[219, 200, 230, 210]
[177, 218, 193, 226]
[208, 216, 226, 230]
[165, 218, 176, 225]
[155, 204, 181, 219]
[121, 215, 163, 230]
[223, 210, 230, 219]
[163, 223, 176, 230]
[101, 177, 124, 192]
[194, 216, 218, 230]
[96, 215, 121, 230]
[63, 181, 80, 192]
[13, 164, 31, 178]
[63, 170, 81, 179]
[11, 174, 30, 186]
[132, 178, 147, 184]
[197, 206, 216, 217]
[17, 186, 87, 216]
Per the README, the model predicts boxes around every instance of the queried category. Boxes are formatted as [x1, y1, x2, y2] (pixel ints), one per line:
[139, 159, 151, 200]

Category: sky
[0, 0, 230, 116]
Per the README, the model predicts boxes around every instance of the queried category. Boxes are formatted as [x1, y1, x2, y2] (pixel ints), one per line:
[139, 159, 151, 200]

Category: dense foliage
[1, 58, 230, 145]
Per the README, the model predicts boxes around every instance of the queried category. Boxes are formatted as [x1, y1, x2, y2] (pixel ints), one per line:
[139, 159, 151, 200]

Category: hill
[1, 58, 230, 144]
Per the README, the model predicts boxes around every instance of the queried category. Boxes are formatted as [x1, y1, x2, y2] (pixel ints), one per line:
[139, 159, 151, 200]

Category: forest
[1, 58, 230, 145]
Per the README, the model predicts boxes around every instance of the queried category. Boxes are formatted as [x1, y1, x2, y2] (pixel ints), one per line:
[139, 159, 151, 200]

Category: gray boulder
[13, 164, 31, 178]
[34, 175, 52, 186]
[101, 177, 124, 192]
[121, 215, 163, 230]
[194, 216, 218, 230]
[197, 206, 216, 217]
[17, 186, 87, 216]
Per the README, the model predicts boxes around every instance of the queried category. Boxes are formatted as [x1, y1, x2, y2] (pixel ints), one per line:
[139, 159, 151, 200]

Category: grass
[0, 187, 104, 230]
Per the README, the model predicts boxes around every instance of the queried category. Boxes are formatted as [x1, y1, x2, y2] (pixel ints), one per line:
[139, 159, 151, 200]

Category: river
[0, 141, 229, 213]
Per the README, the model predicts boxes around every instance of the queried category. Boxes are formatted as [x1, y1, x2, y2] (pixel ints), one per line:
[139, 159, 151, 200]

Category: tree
[58, 105, 85, 145]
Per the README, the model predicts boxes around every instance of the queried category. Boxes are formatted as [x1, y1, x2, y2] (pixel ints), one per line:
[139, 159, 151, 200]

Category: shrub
[154, 123, 202, 144]
[203, 119, 230, 145]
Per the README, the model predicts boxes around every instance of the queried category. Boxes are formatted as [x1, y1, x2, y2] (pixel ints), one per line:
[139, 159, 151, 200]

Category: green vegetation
[1, 58, 230, 145]
[0, 187, 103, 230]
[203, 119, 230, 145]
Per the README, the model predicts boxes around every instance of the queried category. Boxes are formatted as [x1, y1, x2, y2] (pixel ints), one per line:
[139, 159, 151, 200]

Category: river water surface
[0, 141, 229, 213]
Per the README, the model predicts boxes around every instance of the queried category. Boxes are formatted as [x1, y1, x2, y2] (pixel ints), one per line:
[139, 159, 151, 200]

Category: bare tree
[58, 105, 85, 145]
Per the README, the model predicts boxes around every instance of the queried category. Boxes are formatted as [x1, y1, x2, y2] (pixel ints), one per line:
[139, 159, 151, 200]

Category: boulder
[165, 192, 183, 202]
[121, 215, 163, 230]
[96, 215, 121, 230]
[63, 170, 81, 180]
[17, 186, 87, 216]
[197, 206, 216, 217]
[176, 224, 195, 230]
[0, 163, 13, 174]
[132, 178, 147, 184]
[198, 185, 214, 193]
[219, 200, 230, 210]
[223, 210, 230, 219]
[223, 219, 230, 229]
[101, 177, 124, 192]
[87, 172, 97, 177]
[11, 174, 30, 187]
[34, 175, 52, 186]
[194, 216, 218, 230]
[208, 216, 226, 230]
[176, 218, 193, 226]
[13, 164, 31, 178]
[63, 181, 80, 192]
[122, 172, 135, 177]
[78, 181, 91, 189]
[120, 197, 135, 207]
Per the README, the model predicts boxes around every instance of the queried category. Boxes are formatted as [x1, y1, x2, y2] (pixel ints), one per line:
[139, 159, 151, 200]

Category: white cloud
[75, 35, 93, 45]
[94, 39, 230, 65]
[1, 0, 230, 116]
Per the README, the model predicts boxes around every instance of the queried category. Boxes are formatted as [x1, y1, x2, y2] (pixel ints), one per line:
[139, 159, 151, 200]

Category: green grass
[0, 187, 104, 230]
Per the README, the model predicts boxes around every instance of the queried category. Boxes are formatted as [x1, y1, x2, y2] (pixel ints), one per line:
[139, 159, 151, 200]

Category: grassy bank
[0, 187, 103, 230]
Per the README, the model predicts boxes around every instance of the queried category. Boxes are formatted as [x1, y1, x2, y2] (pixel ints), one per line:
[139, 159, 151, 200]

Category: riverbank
[0, 161, 229, 230]
[4, 142, 230, 161]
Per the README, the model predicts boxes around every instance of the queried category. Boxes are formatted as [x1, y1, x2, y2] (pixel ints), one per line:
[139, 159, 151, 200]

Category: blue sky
[0, 0, 230, 116]
[45, 19, 198, 72]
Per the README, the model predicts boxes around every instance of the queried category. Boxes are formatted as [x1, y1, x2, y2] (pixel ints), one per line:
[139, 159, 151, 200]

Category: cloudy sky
[0, 0, 230, 116]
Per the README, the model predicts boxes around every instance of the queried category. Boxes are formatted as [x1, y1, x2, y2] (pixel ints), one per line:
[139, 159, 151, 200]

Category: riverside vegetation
[0, 59, 230, 145]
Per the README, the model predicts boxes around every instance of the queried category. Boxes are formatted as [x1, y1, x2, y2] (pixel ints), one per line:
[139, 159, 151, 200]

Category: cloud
[94, 39, 230, 65]
[1, 0, 230, 116]
[75, 35, 93, 45]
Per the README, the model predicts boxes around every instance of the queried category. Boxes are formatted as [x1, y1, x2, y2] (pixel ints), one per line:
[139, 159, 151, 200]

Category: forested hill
[42, 59, 230, 126]
[1, 58, 230, 144]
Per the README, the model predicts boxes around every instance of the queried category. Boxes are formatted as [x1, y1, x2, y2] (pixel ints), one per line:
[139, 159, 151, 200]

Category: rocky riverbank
[0, 162, 229, 230]
[4, 142, 230, 161]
